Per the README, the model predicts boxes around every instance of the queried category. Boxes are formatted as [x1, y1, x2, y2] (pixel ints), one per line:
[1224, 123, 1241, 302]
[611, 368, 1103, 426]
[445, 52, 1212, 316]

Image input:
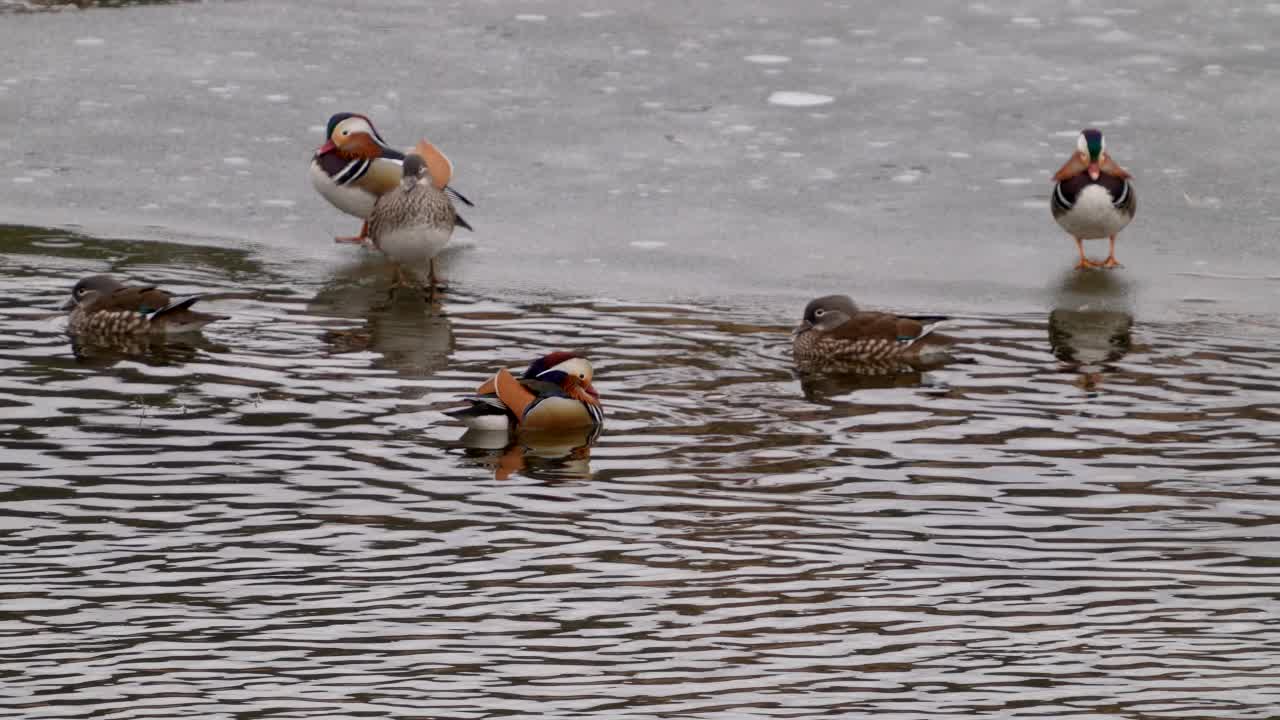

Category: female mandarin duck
[792, 294, 954, 371]
[1051, 128, 1136, 270]
[61, 275, 228, 335]
[367, 144, 473, 289]
[309, 112, 473, 244]
[447, 352, 604, 432]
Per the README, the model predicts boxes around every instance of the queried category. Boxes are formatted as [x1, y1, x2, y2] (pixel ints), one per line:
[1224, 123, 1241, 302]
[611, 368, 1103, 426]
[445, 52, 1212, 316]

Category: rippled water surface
[2, 225, 1279, 718]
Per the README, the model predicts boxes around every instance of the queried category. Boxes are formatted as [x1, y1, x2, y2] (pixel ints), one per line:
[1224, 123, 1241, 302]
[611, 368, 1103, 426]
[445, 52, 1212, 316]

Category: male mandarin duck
[446, 352, 604, 432]
[1051, 128, 1136, 270]
[367, 144, 473, 289]
[309, 112, 473, 244]
[61, 275, 228, 335]
[792, 294, 955, 371]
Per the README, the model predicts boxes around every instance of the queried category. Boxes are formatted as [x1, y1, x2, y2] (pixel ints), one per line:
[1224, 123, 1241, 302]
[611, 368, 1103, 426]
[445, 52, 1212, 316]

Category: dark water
[2, 225, 1278, 718]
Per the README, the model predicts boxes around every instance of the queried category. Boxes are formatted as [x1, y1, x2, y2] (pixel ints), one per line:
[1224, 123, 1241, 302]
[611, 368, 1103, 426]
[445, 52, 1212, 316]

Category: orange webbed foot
[334, 235, 368, 245]
[1101, 257, 1122, 269]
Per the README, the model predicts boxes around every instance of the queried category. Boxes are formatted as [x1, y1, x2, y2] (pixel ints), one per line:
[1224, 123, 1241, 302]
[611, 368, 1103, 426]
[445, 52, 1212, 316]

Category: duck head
[315, 112, 392, 161]
[400, 153, 427, 190]
[61, 274, 123, 310]
[524, 352, 600, 402]
[1077, 128, 1106, 180]
[793, 294, 857, 337]
[1054, 128, 1129, 182]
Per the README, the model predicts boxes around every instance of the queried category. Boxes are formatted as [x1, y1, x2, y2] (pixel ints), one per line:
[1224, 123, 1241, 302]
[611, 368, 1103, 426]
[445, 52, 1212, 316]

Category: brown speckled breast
[69, 309, 152, 335]
[793, 331, 909, 364]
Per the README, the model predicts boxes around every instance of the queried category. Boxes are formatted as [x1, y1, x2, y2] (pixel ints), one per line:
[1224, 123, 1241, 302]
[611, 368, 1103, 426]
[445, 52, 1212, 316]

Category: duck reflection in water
[796, 362, 944, 403]
[1048, 268, 1135, 389]
[308, 256, 454, 377]
[70, 334, 225, 368]
[459, 426, 599, 481]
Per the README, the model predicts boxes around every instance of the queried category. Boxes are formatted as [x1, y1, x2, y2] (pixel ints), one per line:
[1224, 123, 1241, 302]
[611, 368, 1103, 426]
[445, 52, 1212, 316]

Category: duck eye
[814, 308, 825, 318]
[579, 373, 585, 379]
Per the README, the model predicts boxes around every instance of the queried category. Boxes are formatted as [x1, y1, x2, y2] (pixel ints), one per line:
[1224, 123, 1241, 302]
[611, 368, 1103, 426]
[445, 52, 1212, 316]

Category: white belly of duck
[376, 225, 451, 265]
[310, 160, 377, 218]
[1055, 184, 1131, 239]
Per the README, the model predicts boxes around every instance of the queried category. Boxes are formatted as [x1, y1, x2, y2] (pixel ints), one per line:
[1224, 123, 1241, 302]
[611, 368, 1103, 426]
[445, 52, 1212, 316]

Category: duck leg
[1074, 238, 1102, 270]
[420, 259, 445, 303]
[335, 221, 369, 245]
[1101, 235, 1122, 268]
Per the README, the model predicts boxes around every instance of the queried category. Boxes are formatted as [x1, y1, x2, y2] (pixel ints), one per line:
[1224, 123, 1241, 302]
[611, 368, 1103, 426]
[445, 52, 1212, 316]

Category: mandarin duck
[61, 275, 228, 335]
[792, 294, 955, 371]
[367, 145, 473, 290]
[446, 352, 604, 432]
[1051, 128, 1136, 270]
[309, 112, 473, 244]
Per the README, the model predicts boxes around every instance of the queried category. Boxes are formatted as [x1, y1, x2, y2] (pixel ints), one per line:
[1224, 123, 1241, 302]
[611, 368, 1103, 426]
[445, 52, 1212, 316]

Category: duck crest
[525, 351, 580, 378]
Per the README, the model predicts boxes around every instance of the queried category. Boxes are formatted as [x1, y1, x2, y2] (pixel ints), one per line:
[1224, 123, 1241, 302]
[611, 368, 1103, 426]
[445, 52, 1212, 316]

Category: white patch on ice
[1183, 192, 1222, 208]
[998, 177, 1032, 185]
[600, 86, 617, 94]
[811, 168, 837, 181]
[724, 124, 755, 134]
[1099, 29, 1136, 42]
[767, 91, 834, 107]
[925, 15, 943, 23]
[1203, 64, 1224, 76]
[804, 36, 840, 46]
[1011, 16, 1040, 27]
[630, 240, 667, 249]
[262, 199, 296, 208]
[892, 171, 922, 184]
[515, 14, 547, 22]
[745, 54, 790, 64]
[867, 140, 895, 148]
[308, 124, 325, 133]
[628, 48, 650, 56]
[1052, 130, 1080, 138]
[74, 37, 105, 46]
[265, 94, 290, 103]
[223, 157, 250, 166]
[1020, 200, 1044, 209]
[12, 177, 34, 184]
[231, 50, 258, 58]
[902, 56, 928, 64]
[1267, 3, 1280, 14]
[948, 151, 971, 159]
[579, 10, 613, 18]
[1072, 16, 1113, 27]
